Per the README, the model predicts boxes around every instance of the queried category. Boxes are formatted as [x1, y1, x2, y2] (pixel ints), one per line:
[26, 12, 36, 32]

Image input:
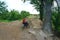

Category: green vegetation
[55, 11, 60, 34]
[0, 1, 30, 22]
[20, 11, 30, 19]
[52, 9, 58, 29]
[52, 7, 60, 37]
[0, 10, 30, 22]
[0, 20, 10, 22]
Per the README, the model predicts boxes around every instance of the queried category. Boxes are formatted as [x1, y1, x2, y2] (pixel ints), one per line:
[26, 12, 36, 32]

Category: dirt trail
[0, 16, 42, 40]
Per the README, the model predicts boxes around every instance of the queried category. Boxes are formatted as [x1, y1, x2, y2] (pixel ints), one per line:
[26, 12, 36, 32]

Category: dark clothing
[22, 18, 29, 28]
[23, 22, 28, 27]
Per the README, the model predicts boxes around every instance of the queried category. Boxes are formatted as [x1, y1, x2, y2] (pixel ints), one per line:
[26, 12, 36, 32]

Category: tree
[20, 11, 30, 19]
[0, 1, 7, 14]
[42, 0, 53, 33]
[22, 0, 44, 21]
[8, 10, 21, 20]
[7, 10, 30, 21]
[0, 1, 8, 20]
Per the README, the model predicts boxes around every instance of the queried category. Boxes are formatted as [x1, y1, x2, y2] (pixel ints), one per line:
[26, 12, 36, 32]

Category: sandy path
[0, 17, 42, 40]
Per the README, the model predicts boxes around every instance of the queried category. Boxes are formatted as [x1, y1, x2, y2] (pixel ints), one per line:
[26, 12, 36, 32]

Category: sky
[0, 0, 57, 14]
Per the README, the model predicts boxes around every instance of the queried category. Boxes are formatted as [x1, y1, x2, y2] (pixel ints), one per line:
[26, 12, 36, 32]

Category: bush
[0, 10, 30, 21]
[20, 11, 30, 19]
[7, 10, 21, 21]
[52, 11, 60, 37]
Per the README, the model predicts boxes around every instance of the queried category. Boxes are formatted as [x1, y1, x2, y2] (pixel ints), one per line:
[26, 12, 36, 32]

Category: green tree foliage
[52, 7, 60, 37]
[0, 1, 7, 20]
[0, 9, 30, 21]
[55, 12, 60, 37]
[52, 7, 58, 26]
[7, 10, 21, 21]
[55, 13, 60, 32]
[30, 0, 44, 20]
[52, 12, 57, 26]
[1, 10, 9, 20]
[0, 1, 7, 13]
[0, 1, 30, 21]
[55, 6, 60, 33]
[20, 11, 30, 19]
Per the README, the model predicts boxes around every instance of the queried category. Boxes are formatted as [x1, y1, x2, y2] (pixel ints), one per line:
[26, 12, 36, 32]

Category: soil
[0, 16, 42, 40]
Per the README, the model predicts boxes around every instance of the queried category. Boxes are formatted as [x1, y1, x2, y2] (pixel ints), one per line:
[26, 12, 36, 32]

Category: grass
[0, 20, 11, 22]
[0, 15, 32, 22]
[0, 19, 22, 22]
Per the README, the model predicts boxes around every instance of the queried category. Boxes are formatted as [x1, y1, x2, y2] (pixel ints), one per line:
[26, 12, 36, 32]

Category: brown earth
[0, 17, 42, 40]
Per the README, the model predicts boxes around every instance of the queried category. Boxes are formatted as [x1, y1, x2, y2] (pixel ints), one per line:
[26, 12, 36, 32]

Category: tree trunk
[43, 1, 52, 34]
[39, 0, 44, 21]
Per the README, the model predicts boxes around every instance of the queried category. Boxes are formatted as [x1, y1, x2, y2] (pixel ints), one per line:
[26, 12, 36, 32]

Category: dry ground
[0, 17, 42, 40]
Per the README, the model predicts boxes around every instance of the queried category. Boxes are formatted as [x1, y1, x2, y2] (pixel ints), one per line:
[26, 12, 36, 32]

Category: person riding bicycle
[22, 17, 29, 28]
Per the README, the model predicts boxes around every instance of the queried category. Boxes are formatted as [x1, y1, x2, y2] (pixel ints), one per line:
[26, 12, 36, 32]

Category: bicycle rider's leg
[26, 22, 29, 28]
